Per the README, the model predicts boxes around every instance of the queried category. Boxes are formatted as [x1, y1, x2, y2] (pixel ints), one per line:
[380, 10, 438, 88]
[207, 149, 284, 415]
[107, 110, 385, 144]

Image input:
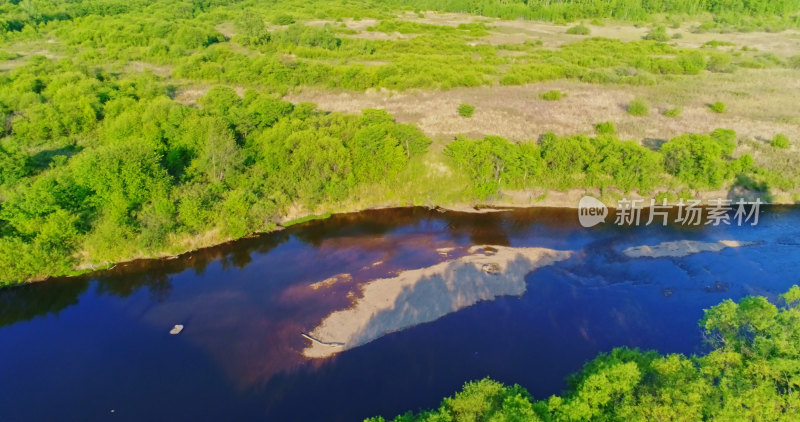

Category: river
[1, 206, 799, 421]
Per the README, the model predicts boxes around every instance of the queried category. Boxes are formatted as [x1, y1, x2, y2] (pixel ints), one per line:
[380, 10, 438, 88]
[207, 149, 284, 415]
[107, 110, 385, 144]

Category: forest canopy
[0, 56, 430, 284]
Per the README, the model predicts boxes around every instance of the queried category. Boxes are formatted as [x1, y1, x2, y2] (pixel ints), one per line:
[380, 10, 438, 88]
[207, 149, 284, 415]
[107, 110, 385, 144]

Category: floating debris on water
[169, 324, 184, 335]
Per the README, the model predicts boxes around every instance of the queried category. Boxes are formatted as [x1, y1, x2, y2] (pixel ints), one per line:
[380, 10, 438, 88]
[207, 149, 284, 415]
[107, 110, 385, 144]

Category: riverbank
[6, 182, 787, 288]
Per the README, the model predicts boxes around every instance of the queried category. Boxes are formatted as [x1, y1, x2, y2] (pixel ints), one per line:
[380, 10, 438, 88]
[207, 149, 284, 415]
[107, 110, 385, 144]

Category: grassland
[1, 0, 800, 285]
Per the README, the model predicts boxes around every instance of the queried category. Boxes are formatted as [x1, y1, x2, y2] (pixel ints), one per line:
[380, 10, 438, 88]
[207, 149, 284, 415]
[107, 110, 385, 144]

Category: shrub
[664, 107, 682, 117]
[594, 121, 616, 135]
[661, 132, 739, 188]
[566, 24, 590, 35]
[644, 26, 670, 42]
[272, 15, 295, 25]
[707, 52, 733, 72]
[627, 98, 649, 116]
[457, 103, 475, 118]
[677, 52, 707, 74]
[703, 40, 736, 48]
[709, 101, 726, 113]
[772, 133, 790, 149]
[540, 90, 563, 101]
[710, 128, 737, 156]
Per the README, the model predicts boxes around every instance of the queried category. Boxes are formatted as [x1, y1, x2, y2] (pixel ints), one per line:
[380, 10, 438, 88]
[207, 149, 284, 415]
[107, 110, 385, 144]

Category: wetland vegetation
[2, 3, 800, 418]
[2, 0, 799, 285]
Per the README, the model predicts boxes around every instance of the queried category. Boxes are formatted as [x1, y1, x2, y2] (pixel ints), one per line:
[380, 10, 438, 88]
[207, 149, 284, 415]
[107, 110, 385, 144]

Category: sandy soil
[622, 239, 758, 258]
[302, 245, 572, 358]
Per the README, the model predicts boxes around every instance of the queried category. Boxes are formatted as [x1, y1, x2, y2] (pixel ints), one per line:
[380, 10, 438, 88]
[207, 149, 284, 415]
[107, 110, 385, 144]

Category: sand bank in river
[302, 245, 571, 358]
[623, 240, 758, 258]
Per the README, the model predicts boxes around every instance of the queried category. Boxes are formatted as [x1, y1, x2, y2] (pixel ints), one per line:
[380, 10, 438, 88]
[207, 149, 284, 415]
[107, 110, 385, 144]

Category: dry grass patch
[396, 11, 484, 27]
[287, 68, 800, 145]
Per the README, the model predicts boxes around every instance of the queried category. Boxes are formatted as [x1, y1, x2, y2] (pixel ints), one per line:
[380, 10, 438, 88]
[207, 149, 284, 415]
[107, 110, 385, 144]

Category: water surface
[2, 207, 799, 421]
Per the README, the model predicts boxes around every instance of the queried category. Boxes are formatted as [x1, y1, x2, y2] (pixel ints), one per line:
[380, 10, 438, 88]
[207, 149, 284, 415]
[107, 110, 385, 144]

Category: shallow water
[1, 206, 799, 421]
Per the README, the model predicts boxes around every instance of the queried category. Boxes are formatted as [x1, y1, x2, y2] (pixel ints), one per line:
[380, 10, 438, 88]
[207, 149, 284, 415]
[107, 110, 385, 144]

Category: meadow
[0, 0, 799, 285]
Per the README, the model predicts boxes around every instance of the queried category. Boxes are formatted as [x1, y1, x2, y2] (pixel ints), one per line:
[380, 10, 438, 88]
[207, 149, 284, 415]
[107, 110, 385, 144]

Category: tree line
[444, 129, 753, 199]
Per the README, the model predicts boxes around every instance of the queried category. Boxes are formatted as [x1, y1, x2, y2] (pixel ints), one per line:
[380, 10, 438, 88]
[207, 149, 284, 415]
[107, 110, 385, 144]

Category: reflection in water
[0, 277, 89, 328]
[622, 239, 758, 258]
[0, 229, 291, 329]
[1, 206, 800, 421]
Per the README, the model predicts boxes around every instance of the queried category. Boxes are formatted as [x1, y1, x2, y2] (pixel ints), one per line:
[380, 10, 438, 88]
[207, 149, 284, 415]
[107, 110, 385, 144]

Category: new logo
[578, 196, 608, 227]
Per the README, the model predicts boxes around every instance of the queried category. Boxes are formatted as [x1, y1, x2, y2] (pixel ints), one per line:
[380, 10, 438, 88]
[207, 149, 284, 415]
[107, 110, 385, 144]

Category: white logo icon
[578, 196, 608, 227]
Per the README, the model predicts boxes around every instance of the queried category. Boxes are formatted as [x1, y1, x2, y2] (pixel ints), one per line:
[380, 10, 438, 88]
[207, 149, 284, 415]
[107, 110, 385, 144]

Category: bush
[627, 98, 649, 116]
[710, 128, 737, 156]
[676, 52, 707, 74]
[594, 121, 616, 135]
[707, 52, 733, 72]
[457, 103, 475, 118]
[661, 132, 739, 188]
[540, 90, 563, 101]
[272, 15, 295, 25]
[644, 26, 670, 42]
[664, 107, 682, 117]
[772, 133, 790, 149]
[445, 132, 663, 195]
[566, 24, 590, 35]
[709, 101, 726, 113]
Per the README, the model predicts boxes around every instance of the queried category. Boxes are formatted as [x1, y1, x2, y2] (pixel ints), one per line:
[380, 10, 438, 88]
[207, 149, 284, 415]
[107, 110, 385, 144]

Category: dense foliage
[0, 57, 429, 284]
[369, 287, 800, 421]
[444, 130, 752, 198]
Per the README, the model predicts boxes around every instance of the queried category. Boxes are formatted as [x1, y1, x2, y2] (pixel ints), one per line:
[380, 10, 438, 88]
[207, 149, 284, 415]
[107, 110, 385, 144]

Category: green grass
[539, 90, 564, 101]
[566, 24, 591, 35]
[710, 101, 727, 113]
[772, 133, 790, 148]
[703, 40, 736, 48]
[457, 103, 476, 117]
[594, 121, 617, 135]
[663, 107, 682, 117]
[272, 15, 296, 25]
[282, 212, 333, 227]
[627, 98, 650, 116]
[644, 26, 670, 42]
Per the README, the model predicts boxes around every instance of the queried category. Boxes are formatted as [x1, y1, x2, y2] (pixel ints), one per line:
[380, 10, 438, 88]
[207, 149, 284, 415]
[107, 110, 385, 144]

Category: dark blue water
[1, 206, 799, 421]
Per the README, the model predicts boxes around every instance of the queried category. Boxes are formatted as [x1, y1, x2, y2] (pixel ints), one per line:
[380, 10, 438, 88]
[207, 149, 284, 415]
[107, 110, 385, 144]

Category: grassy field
[1, 0, 800, 284]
